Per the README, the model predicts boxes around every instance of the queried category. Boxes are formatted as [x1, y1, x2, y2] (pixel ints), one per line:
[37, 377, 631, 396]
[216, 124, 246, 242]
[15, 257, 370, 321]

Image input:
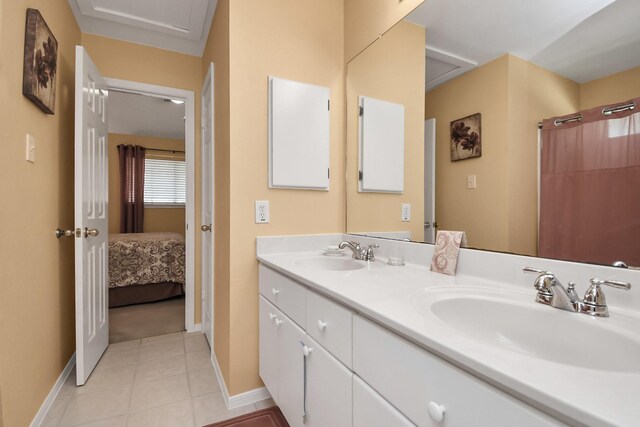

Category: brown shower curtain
[539, 97, 640, 266]
[118, 144, 146, 233]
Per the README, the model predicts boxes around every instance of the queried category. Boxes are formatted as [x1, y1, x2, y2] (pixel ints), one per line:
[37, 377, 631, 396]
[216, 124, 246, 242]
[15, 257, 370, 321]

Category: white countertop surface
[258, 250, 640, 427]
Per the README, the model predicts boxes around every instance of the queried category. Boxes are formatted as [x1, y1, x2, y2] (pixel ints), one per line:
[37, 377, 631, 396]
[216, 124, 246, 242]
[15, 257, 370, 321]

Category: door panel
[201, 63, 214, 348]
[259, 296, 279, 403]
[277, 314, 306, 427]
[75, 46, 109, 385]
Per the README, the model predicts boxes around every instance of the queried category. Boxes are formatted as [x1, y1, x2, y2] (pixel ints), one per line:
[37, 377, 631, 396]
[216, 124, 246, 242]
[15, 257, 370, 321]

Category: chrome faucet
[523, 267, 631, 317]
[338, 241, 378, 261]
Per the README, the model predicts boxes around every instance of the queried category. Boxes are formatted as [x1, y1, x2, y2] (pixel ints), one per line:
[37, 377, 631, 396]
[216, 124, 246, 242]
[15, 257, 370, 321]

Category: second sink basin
[415, 289, 640, 373]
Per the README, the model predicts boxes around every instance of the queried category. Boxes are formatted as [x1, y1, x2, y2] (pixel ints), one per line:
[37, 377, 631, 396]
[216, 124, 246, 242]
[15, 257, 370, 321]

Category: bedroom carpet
[109, 296, 185, 343]
[204, 407, 289, 427]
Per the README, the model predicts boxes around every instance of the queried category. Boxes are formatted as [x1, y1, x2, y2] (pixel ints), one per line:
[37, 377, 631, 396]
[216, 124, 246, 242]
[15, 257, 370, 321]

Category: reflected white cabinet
[358, 95, 405, 193]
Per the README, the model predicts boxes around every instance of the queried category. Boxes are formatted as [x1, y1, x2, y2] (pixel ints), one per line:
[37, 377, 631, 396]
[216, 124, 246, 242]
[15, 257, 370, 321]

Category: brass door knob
[201, 224, 212, 232]
[83, 228, 100, 238]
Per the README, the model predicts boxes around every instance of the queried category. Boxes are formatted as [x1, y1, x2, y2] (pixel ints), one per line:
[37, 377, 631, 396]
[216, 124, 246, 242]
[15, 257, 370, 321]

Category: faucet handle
[589, 278, 631, 290]
[582, 278, 631, 316]
[523, 267, 552, 275]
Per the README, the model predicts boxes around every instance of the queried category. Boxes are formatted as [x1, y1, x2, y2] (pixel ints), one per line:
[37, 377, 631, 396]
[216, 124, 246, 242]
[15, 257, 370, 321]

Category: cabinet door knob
[271, 288, 280, 296]
[316, 320, 327, 331]
[302, 345, 313, 357]
[274, 318, 282, 327]
[269, 313, 277, 321]
[427, 401, 445, 422]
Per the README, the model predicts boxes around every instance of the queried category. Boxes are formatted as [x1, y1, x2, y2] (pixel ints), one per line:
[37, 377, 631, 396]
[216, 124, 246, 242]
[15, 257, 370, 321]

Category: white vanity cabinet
[353, 315, 563, 427]
[259, 264, 564, 427]
[259, 266, 352, 427]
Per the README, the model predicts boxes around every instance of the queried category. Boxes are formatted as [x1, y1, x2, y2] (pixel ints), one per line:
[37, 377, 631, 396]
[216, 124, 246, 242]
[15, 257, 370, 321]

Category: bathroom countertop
[258, 251, 640, 427]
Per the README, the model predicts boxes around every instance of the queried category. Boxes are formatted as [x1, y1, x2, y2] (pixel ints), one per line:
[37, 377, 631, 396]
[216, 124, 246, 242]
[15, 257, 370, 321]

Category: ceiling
[108, 91, 185, 140]
[68, 0, 218, 56]
[406, 0, 640, 90]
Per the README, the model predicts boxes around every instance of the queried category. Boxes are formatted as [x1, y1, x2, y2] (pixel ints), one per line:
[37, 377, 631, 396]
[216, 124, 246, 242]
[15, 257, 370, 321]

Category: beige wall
[346, 21, 426, 240]
[425, 56, 511, 251]
[344, 0, 423, 62]
[580, 65, 640, 110]
[81, 34, 204, 325]
[107, 133, 186, 235]
[223, 0, 346, 395]
[201, 0, 232, 389]
[425, 54, 580, 254]
[0, 1, 81, 425]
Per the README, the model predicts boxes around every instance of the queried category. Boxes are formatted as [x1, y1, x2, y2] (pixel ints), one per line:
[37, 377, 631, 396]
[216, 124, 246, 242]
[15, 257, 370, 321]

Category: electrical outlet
[26, 134, 36, 163]
[467, 174, 477, 189]
[255, 200, 270, 224]
[401, 203, 411, 222]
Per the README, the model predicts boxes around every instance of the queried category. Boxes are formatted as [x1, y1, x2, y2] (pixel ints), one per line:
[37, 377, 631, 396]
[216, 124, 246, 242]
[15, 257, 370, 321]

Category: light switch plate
[467, 174, 477, 189]
[255, 200, 270, 224]
[401, 203, 411, 222]
[26, 134, 36, 163]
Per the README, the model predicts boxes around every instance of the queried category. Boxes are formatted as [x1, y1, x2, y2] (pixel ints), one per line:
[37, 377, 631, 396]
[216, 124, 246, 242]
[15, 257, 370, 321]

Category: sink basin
[419, 291, 640, 372]
[295, 257, 382, 272]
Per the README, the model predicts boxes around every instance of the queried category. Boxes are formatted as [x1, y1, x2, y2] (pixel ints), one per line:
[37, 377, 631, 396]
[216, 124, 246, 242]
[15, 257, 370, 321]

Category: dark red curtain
[539, 97, 640, 266]
[117, 144, 146, 233]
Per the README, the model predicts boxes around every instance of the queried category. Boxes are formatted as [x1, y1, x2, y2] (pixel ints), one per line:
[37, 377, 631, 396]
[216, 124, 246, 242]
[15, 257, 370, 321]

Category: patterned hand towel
[430, 231, 467, 276]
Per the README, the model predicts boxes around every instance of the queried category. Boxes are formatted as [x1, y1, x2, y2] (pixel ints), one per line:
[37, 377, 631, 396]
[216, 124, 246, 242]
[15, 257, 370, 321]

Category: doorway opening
[104, 78, 197, 343]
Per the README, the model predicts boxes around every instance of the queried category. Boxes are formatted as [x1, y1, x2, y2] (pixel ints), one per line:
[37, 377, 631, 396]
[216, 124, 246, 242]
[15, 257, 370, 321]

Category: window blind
[144, 158, 186, 206]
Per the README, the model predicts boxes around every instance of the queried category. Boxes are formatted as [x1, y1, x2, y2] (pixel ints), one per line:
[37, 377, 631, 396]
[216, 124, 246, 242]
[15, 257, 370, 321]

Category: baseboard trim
[30, 353, 76, 427]
[188, 323, 202, 333]
[210, 351, 270, 410]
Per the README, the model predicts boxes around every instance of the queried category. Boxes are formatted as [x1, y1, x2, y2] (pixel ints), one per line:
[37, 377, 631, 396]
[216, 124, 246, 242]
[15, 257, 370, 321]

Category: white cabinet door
[353, 375, 414, 427]
[306, 335, 352, 427]
[278, 313, 307, 427]
[259, 296, 279, 403]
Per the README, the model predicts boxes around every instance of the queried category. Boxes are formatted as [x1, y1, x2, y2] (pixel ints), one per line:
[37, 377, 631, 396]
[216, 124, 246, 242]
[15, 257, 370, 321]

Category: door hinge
[358, 170, 363, 181]
[359, 106, 363, 117]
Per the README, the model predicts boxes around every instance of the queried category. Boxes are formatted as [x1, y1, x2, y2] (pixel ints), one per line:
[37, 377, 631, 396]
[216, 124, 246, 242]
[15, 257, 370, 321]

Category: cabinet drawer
[306, 290, 353, 368]
[259, 265, 306, 328]
[353, 375, 414, 427]
[353, 315, 563, 427]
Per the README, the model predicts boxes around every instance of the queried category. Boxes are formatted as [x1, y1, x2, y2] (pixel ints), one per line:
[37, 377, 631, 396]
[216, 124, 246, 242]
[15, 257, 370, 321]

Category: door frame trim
[104, 77, 197, 332]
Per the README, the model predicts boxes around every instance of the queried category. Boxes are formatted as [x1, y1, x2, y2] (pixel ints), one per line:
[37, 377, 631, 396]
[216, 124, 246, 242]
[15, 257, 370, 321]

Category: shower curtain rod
[537, 100, 636, 129]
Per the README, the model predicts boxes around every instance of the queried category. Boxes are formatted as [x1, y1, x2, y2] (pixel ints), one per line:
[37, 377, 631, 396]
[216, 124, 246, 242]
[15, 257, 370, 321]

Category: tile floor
[41, 332, 274, 427]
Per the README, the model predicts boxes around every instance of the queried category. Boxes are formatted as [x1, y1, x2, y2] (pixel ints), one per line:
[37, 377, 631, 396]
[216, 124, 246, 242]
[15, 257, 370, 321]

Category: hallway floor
[41, 332, 273, 427]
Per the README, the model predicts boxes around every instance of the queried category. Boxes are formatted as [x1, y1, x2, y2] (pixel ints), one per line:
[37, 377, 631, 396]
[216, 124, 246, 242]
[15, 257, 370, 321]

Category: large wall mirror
[346, 0, 640, 267]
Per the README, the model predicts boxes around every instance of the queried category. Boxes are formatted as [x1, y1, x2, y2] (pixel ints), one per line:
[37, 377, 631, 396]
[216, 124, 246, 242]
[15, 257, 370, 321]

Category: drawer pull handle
[274, 318, 283, 327]
[316, 320, 327, 331]
[427, 401, 445, 423]
[272, 288, 280, 296]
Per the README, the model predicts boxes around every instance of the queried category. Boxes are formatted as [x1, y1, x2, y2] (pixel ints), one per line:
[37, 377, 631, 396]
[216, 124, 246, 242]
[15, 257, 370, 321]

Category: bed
[108, 232, 185, 307]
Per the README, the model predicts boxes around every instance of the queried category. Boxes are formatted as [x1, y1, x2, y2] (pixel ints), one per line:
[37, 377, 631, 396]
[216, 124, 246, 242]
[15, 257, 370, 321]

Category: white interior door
[424, 118, 436, 244]
[201, 63, 215, 348]
[74, 46, 109, 385]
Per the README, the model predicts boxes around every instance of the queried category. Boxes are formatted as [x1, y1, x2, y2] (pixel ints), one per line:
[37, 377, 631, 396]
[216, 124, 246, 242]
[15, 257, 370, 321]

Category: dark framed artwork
[22, 8, 58, 115]
[450, 113, 481, 161]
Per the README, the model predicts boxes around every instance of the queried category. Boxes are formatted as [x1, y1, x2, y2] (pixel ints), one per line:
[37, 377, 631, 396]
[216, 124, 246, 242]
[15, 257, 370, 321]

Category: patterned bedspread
[108, 232, 185, 288]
